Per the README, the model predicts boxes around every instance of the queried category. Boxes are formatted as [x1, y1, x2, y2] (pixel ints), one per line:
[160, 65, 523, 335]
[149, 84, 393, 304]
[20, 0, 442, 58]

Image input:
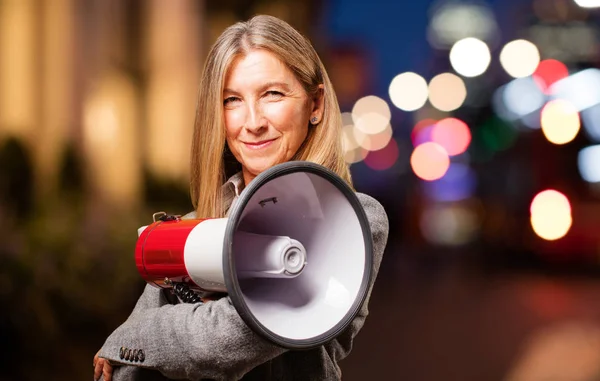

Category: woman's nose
[244, 103, 267, 133]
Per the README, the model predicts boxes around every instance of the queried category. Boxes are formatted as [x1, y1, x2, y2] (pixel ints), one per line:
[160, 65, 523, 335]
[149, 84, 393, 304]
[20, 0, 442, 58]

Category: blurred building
[0, 0, 316, 216]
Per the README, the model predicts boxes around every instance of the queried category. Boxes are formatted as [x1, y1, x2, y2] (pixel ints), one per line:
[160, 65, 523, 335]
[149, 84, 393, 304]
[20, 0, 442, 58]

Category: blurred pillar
[80, 0, 141, 209]
[37, 0, 76, 197]
[82, 70, 141, 208]
[0, 0, 38, 142]
[144, 0, 204, 183]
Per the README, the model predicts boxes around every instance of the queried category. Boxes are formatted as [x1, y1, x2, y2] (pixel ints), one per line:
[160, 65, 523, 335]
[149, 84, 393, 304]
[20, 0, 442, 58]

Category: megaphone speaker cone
[224, 161, 373, 350]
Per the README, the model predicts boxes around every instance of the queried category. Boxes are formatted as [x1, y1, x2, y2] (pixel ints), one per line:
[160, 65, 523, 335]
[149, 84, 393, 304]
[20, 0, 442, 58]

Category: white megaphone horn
[135, 161, 373, 349]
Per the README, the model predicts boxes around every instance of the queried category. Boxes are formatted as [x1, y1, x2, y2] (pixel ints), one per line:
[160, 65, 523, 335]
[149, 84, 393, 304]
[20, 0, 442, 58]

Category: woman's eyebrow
[223, 81, 291, 95]
[261, 81, 291, 91]
[223, 88, 240, 95]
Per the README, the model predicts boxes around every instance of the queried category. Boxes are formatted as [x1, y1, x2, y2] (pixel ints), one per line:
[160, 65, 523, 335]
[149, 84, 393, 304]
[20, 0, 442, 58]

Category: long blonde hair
[190, 15, 352, 218]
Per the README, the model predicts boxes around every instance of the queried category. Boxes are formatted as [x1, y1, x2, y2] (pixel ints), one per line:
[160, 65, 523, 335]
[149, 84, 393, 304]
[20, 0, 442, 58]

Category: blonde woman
[94, 14, 388, 381]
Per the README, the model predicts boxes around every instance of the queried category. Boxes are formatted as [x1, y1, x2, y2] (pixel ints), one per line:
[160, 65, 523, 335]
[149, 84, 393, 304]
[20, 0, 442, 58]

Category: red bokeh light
[533, 59, 569, 94]
[364, 138, 399, 171]
[411, 118, 436, 147]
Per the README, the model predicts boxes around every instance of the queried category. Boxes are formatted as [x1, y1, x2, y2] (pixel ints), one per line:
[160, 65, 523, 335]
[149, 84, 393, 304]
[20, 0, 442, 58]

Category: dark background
[2, 0, 600, 380]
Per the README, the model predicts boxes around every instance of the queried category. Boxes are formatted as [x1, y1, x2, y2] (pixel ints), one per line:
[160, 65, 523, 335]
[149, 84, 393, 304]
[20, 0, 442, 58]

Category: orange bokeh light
[410, 142, 450, 181]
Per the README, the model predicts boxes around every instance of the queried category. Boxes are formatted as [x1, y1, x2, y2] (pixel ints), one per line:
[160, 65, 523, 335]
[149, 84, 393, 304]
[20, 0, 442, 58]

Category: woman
[94, 14, 388, 381]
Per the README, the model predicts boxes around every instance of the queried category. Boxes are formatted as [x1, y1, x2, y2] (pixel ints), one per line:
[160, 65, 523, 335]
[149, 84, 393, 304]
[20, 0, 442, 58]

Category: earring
[310, 116, 318, 124]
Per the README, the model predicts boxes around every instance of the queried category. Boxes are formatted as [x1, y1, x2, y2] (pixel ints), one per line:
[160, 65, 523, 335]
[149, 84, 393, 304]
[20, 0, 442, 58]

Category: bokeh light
[428, 73, 467, 111]
[344, 146, 368, 164]
[411, 118, 437, 146]
[422, 163, 476, 202]
[364, 138, 399, 171]
[499, 39, 540, 78]
[427, 2, 499, 49]
[389, 72, 429, 111]
[573, 0, 600, 8]
[431, 117, 471, 156]
[540, 99, 580, 145]
[410, 142, 450, 181]
[530, 190, 572, 241]
[581, 103, 600, 141]
[420, 203, 479, 246]
[550, 68, 600, 112]
[449, 37, 491, 77]
[533, 59, 569, 94]
[351, 95, 391, 135]
[362, 124, 394, 151]
[577, 145, 600, 183]
[478, 116, 518, 153]
[502, 76, 546, 120]
[341, 113, 368, 164]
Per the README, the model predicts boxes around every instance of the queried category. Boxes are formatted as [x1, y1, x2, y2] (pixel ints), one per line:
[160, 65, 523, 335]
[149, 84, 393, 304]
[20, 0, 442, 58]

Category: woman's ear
[310, 84, 325, 123]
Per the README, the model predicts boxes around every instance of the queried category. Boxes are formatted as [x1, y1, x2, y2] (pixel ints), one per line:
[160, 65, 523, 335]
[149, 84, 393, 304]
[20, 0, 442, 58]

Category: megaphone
[135, 161, 373, 349]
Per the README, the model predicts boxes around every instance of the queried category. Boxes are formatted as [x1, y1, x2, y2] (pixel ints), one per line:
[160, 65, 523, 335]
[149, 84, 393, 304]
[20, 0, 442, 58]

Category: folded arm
[99, 291, 287, 380]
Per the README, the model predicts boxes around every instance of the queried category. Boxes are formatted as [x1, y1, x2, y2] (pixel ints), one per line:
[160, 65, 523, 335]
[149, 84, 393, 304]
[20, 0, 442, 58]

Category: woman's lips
[243, 138, 277, 150]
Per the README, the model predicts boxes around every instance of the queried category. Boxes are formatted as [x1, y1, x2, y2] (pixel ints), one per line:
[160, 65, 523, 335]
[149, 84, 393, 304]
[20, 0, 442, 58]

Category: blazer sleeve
[99, 290, 287, 380]
[323, 193, 389, 365]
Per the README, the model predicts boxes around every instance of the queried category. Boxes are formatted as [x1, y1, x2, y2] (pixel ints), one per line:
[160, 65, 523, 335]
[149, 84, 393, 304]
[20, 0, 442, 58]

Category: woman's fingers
[93, 350, 113, 381]
[94, 360, 104, 381]
[102, 360, 113, 381]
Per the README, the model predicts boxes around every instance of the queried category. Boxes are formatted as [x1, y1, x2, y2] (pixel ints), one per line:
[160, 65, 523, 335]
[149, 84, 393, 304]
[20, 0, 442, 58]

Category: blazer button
[132, 349, 139, 362]
[138, 349, 145, 363]
[119, 347, 126, 360]
[125, 349, 131, 361]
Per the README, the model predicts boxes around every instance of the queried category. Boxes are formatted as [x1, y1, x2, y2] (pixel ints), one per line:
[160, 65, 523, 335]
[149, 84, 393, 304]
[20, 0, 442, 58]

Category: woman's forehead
[224, 50, 298, 90]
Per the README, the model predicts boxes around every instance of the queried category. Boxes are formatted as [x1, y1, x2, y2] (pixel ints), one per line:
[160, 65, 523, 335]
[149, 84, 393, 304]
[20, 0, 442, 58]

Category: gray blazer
[98, 192, 389, 380]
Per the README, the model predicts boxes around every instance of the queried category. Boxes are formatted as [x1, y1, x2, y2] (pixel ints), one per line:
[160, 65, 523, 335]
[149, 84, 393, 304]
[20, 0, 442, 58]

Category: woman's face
[223, 49, 323, 185]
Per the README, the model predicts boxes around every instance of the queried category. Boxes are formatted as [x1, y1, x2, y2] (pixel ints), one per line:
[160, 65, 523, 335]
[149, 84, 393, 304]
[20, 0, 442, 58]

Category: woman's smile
[243, 137, 278, 150]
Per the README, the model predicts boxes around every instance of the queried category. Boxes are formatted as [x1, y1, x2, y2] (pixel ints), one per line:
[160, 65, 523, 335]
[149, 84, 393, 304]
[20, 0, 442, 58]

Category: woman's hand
[93, 350, 113, 381]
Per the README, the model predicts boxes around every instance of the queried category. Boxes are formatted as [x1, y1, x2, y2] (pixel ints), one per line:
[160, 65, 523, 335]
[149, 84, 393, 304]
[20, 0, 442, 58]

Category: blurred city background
[2, 0, 600, 380]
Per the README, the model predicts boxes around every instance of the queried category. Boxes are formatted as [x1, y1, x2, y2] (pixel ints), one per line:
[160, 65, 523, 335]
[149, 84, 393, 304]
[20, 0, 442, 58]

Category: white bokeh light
[427, 2, 499, 49]
[578, 145, 600, 183]
[573, 0, 600, 8]
[550, 68, 600, 112]
[351, 95, 391, 135]
[500, 39, 540, 78]
[389, 72, 429, 112]
[503, 77, 546, 118]
[449, 37, 491, 77]
[428, 73, 467, 111]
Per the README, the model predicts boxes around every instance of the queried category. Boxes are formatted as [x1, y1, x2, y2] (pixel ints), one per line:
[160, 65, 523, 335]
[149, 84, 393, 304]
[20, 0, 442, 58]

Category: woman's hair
[190, 14, 352, 218]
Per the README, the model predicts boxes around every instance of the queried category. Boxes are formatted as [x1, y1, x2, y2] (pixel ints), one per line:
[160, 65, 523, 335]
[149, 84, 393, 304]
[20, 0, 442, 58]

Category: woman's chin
[243, 159, 283, 179]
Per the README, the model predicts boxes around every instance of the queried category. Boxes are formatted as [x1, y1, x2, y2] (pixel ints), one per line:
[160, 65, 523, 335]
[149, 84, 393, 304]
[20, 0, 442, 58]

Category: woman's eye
[223, 97, 240, 105]
[265, 91, 283, 99]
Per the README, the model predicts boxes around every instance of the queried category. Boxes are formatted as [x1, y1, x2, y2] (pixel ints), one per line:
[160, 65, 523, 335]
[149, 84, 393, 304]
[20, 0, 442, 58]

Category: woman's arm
[98, 293, 286, 380]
